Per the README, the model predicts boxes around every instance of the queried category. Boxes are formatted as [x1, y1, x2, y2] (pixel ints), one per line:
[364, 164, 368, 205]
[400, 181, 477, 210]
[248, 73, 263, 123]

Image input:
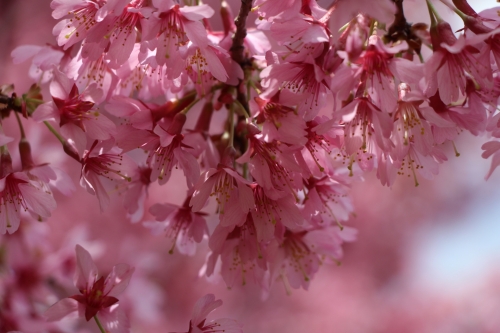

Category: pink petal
[11, 45, 42, 64]
[98, 305, 131, 333]
[190, 169, 218, 212]
[184, 20, 209, 48]
[104, 263, 135, 297]
[191, 294, 222, 326]
[32, 101, 59, 123]
[44, 298, 79, 321]
[179, 4, 214, 20]
[201, 47, 228, 82]
[74, 244, 99, 291]
[0, 134, 14, 146]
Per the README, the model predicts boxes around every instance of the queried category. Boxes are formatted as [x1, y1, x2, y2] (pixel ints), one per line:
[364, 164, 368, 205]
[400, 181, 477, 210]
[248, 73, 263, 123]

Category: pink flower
[190, 152, 254, 227]
[33, 70, 116, 153]
[144, 197, 208, 256]
[147, 113, 201, 189]
[81, 141, 136, 212]
[267, 226, 356, 290]
[260, 58, 330, 120]
[302, 175, 353, 227]
[481, 140, 500, 180]
[300, 116, 343, 176]
[237, 125, 302, 200]
[177, 294, 242, 333]
[253, 95, 307, 146]
[141, 1, 215, 72]
[81, 0, 151, 69]
[425, 21, 492, 105]
[11, 44, 65, 83]
[205, 216, 269, 289]
[337, 97, 393, 173]
[45, 244, 134, 333]
[356, 36, 421, 113]
[122, 165, 152, 223]
[51, 0, 101, 49]
[0, 160, 57, 234]
[251, 185, 303, 242]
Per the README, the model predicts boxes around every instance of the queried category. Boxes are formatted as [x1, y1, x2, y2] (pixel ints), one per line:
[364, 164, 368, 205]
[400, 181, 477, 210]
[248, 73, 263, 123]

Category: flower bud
[0, 150, 13, 178]
[19, 138, 35, 170]
[167, 112, 187, 135]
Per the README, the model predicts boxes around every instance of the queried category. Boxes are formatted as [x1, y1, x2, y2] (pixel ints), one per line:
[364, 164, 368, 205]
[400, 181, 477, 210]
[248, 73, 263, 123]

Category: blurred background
[1, 0, 500, 332]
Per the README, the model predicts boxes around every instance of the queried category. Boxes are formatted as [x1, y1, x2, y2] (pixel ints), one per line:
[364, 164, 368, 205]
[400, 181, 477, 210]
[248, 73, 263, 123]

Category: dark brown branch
[229, 0, 254, 121]
[385, 0, 423, 56]
[230, 0, 253, 65]
[0, 93, 22, 117]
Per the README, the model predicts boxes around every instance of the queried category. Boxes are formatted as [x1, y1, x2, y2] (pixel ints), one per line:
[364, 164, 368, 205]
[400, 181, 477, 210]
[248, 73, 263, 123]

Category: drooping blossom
[237, 124, 302, 200]
[80, 141, 136, 211]
[144, 196, 208, 255]
[251, 185, 303, 242]
[147, 113, 201, 188]
[11, 44, 65, 83]
[424, 20, 492, 105]
[83, 1, 154, 69]
[355, 36, 422, 113]
[481, 140, 500, 180]
[266, 225, 357, 290]
[206, 218, 268, 289]
[190, 147, 254, 226]
[0, 152, 57, 235]
[141, 1, 215, 75]
[252, 95, 307, 146]
[122, 165, 152, 223]
[45, 244, 134, 333]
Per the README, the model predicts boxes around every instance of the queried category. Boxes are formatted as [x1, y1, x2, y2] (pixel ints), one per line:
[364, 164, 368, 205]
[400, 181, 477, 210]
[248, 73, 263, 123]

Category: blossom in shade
[144, 197, 208, 255]
[80, 142, 136, 211]
[81, 0, 151, 69]
[177, 294, 242, 333]
[253, 95, 307, 146]
[147, 113, 201, 189]
[237, 125, 302, 200]
[190, 149, 254, 227]
[45, 244, 134, 333]
[336, 97, 393, 173]
[141, 1, 215, 73]
[481, 141, 500, 180]
[251, 185, 303, 242]
[0, 156, 57, 235]
[425, 21, 492, 105]
[267, 226, 356, 290]
[206, 219, 268, 289]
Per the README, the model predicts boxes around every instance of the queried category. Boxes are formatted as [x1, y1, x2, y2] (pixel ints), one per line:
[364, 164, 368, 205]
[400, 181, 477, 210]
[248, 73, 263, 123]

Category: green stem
[228, 103, 235, 148]
[426, 0, 443, 23]
[439, 0, 467, 20]
[94, 315, 107, 333]
[234, 99, 250, 118]
[14, 111, 26, 139]
[44, 121, 65, 144]
[181, 97, 201, 115]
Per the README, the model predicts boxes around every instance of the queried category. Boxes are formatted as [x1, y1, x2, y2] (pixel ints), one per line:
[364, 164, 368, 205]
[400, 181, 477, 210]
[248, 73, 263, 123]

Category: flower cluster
[1, 0, 500, 330]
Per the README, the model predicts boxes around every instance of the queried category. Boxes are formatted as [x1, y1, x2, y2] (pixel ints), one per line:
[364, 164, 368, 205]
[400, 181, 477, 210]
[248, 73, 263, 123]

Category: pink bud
[167, 112, 187, 135]
[0, 150, 13, 178]
[63, 140, 81, 163]
[19, 139, 34, 170]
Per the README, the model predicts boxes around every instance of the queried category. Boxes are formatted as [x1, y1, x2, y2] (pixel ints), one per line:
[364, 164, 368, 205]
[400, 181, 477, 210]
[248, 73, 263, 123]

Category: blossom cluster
[1, 0, 500, 331]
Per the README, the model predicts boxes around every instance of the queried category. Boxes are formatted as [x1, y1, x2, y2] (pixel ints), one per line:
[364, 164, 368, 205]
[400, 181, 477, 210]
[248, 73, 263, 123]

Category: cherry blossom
[45, 244, 134, 332]
[179, 294, 242, 333]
